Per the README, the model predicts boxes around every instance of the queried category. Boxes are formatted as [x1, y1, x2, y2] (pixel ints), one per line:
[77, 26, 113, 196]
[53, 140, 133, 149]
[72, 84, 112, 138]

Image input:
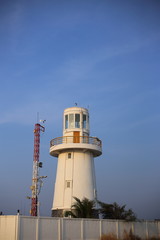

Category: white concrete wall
[0, 216, 160, 240]
[0, 216, 17, 240]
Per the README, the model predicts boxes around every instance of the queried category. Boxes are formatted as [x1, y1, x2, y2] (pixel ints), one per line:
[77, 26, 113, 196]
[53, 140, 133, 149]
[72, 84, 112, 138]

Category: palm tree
[98, 201, 136, 221]
[65, 197, 96, 218]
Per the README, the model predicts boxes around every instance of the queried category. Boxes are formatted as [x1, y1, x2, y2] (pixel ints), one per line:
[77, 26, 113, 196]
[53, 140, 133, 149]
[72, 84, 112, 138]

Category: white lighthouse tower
[50, 107, 102, 217]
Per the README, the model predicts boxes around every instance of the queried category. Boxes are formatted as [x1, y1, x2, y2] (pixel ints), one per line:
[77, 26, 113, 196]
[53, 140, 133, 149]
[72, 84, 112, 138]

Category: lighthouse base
[52, 209, 64, 217]
[51, 208, 99, 218]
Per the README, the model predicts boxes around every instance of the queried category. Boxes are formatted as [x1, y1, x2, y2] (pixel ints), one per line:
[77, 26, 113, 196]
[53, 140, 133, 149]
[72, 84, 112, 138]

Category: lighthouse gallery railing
[50, 136, 102, 147]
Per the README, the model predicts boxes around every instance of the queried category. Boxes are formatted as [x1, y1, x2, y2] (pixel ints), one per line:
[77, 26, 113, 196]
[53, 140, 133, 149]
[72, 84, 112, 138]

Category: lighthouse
[50, 107, 102, 217]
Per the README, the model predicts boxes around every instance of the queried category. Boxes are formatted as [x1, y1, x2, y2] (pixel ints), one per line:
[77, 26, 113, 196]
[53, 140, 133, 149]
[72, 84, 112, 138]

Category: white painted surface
[50, 142, 102, 157]
[63, 107, 89, 137]
[52, 150, 97, 210]
[50, 107, 102, 213]
[0, 216, 160, 240]
[0, 216, 17, 240]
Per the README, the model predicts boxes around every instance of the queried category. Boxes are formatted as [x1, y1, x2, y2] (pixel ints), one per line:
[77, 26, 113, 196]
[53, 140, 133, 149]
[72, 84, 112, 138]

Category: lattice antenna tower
[30, 122, 46, 216]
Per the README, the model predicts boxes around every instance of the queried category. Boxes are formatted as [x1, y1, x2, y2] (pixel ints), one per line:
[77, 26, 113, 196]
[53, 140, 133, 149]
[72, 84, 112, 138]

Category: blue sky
[0, 0, 160, 220]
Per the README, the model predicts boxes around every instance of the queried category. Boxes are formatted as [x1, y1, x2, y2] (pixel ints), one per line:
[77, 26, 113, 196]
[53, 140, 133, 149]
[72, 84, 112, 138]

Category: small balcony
[50, 136, 102, 157]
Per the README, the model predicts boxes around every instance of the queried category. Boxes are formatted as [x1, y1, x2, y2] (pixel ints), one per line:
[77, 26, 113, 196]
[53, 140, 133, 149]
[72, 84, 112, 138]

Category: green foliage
[98, 201, 136, 221]
[65, 197, 96, 218]
[65, 197, 136, 221]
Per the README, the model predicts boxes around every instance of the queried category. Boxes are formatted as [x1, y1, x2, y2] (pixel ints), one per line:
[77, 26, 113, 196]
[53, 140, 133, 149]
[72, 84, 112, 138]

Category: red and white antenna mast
[30, 121, 46, 216]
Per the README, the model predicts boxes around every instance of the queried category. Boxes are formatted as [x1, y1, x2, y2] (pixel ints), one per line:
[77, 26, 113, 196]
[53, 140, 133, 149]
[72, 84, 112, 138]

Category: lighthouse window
[65, 115, 68, 129]
[83, 114, 87, 128]
[69, 114, 74, 128]
[68, 153, 71, 159]
[75, 114, 80, 128]
[66, 181, 71, 188]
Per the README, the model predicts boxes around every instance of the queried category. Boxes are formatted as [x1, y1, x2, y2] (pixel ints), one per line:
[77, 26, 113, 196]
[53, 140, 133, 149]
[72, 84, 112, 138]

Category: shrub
[123, 230, 141, 240]
[149, 238, 160, 240]
[100, 232, 160, 240]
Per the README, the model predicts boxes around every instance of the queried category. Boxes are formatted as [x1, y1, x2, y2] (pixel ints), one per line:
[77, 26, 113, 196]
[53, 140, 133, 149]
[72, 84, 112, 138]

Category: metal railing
[50, 136, 102, 147]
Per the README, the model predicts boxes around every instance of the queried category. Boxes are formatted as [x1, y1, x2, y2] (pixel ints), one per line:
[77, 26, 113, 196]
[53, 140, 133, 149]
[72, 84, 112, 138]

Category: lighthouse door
[74, 131, 80, 143]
